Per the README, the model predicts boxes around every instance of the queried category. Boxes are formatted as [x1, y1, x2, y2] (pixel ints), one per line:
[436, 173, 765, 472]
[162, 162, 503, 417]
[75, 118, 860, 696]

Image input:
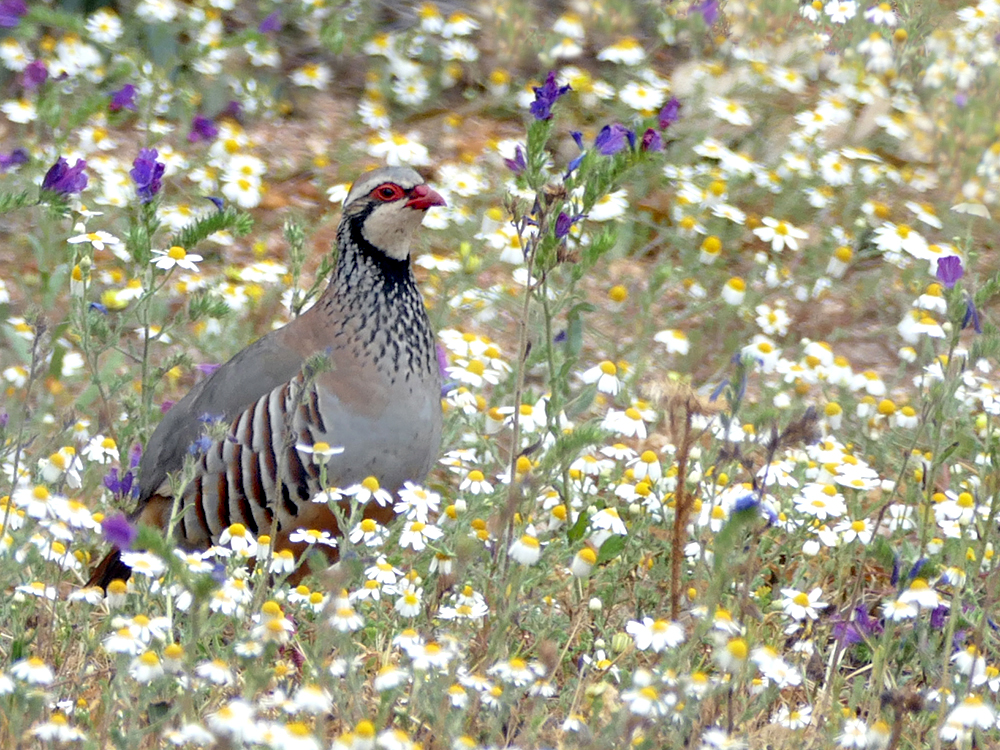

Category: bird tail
[85, 548, 132, 591]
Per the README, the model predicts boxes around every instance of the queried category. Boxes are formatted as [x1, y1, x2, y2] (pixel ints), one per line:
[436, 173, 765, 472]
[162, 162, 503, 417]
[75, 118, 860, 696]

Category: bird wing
[135, 328, 307, 509]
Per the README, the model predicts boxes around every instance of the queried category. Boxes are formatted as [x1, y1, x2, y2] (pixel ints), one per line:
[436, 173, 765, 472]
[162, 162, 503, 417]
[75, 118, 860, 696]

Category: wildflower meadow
[3, 0, 1000, 748]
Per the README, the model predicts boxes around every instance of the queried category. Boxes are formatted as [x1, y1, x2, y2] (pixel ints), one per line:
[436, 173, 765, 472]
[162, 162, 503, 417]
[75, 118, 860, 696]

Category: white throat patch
[361, 199, 427, 261]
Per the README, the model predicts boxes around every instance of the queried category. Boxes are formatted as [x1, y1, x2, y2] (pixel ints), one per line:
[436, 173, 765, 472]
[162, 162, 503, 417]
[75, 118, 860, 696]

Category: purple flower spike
[259, 10, 282, 33]
[936, 256, 963, 288]
[594, 123, 634, 156]
[641, 128, 663, 152]
[691, 0, 720, 25]
[102, 513, 137, 551]
[503, 144, 527, 175]
[41, 157, 88, 196]
[930, 605, 948, 630]
[0, 148, 28, 172]
[188, 114, 219, 143]
[130, 442, 142, 469]
[130, 148, 165, 204]
[221, 100, 243, 122]
[0, 0, 27, 28]
[529, 71, 571, 121]
[103, 467, 135, 499]
[110, 84, 137, 112]
[554, 211, 583, 240]
[659, 97, 681, 129]
[22, 59, 47, 90]
[963, 295, 982, 334]
[564, 152, 584, 179]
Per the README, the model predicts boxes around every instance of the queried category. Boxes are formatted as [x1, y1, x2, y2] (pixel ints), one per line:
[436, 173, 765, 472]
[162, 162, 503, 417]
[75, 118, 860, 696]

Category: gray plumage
[88, 166, 445, 587]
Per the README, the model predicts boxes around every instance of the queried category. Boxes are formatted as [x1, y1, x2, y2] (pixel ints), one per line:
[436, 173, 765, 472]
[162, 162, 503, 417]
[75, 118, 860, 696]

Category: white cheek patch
[361, 201, 425, 261]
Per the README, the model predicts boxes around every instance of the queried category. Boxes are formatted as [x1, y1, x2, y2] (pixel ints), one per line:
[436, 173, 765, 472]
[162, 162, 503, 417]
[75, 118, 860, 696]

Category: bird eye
[374, 183, 404, 201]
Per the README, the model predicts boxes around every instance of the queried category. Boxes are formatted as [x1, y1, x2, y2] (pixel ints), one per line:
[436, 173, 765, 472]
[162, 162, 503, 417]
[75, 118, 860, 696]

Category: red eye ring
[373, 183, 405, 201]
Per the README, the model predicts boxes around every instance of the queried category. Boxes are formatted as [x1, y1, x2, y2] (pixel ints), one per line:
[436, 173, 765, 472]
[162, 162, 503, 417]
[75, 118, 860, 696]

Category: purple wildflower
[259, 10, 281, 33]
[189, 435, 214, 455]
[503, 144, 527, 174]
[930, 605, 948, 630]
[659, 97, 681, 129]
[935, 256, 963, 288]
[130, 148, 165, 204]
[41, 157, 88, 196]
[565, 131, 586, 179]
[437, 344, 457, 397]
[831, 617, 863, 646]
[733, 493, 759, 513]
[832, 604, 882, 647]
[109, 84, 138, 112]
[221, 100, 243, 122]
[691, 0, 720, 25]
[209, 560, 227, 584]
[963, 294, 982, 333]
[196, 362, 221, 377]
[854, 604, 883, 636]
[641, 128, 663, 152]
[103, 467, 134, 499]
[0, 0, 27, 27]
[0, 148, 28, 171]
[594, 123, 634, 156]
[565, 154, 584, 179]
[188, 114, 219, 143]
[554, 211, 584, 240]
[529, 71, 571, 120]
[21, 59, 47, 90]
[102, 513, 137, 551]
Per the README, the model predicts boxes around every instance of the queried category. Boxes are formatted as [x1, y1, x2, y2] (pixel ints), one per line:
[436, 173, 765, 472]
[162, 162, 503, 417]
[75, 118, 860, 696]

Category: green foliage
[169, 206, 253, 251]
[2, 2, 1000, 749]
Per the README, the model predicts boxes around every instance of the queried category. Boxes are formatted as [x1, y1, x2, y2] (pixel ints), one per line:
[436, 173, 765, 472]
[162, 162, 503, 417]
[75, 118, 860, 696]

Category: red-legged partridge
[88, 166, 445, 588]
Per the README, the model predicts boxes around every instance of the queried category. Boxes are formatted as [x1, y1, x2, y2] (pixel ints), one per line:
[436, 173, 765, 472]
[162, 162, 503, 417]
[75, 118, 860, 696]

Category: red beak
[405, 184, 447, 211]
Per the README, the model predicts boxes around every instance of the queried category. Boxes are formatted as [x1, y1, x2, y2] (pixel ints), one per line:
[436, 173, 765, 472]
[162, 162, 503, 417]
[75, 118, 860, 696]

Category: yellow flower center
[727, 638, 748, 659]
[608, 285, 628, 302]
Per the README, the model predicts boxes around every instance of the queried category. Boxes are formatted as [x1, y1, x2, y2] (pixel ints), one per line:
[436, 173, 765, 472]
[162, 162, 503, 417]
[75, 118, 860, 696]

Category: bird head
[342, 167, 446, 261]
